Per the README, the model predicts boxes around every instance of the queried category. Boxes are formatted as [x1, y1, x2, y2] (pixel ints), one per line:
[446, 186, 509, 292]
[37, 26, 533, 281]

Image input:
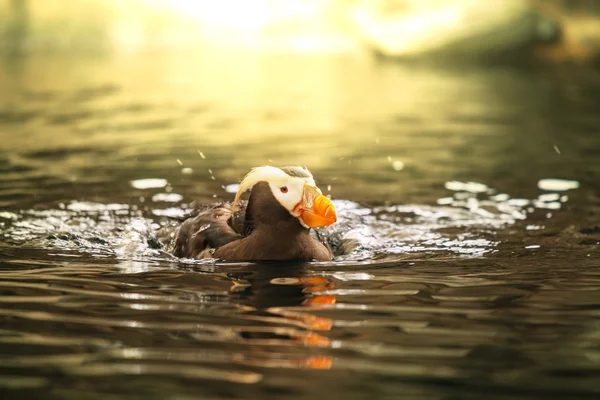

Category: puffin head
[233, 166, 336, 229]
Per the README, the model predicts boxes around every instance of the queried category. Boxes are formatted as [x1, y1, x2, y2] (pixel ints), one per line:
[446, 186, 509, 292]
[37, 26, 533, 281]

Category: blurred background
[1, 0, 600, 60]
[0, 0, 599, 207]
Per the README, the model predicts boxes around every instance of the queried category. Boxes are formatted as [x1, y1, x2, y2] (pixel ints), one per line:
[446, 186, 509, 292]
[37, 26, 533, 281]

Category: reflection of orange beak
[306, 355, 333, 370]
[298, 185, 337, 228]
[303, 295, 336, 306]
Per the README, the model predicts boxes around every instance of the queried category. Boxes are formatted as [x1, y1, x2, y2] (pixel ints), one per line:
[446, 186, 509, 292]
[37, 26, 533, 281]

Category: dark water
[1, 51, 599, 399]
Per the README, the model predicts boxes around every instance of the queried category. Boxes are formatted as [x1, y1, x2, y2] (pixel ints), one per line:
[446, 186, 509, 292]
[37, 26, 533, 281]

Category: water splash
[1, 180, 578, 262]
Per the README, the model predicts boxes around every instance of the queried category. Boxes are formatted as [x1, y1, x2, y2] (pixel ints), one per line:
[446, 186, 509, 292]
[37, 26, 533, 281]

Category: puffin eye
[280, 186, 288, 194]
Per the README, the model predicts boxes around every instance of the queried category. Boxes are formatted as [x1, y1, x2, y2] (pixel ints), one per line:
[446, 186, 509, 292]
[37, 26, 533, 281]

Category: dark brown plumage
[167, 181, 333, 261]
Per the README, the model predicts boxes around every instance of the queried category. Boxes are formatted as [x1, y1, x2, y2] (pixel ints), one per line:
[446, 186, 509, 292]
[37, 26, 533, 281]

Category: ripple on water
[1, 179, 579, 261]
[0, 175, 595, 398]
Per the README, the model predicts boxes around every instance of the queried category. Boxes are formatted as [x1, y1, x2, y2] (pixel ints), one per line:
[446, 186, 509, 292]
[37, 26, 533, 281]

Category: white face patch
[233, 166, 316, 217]
[268, 177, 313, 216]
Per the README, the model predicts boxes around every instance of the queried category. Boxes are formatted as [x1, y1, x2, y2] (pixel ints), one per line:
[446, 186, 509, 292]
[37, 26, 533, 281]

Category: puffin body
[165, 166, 336, 261]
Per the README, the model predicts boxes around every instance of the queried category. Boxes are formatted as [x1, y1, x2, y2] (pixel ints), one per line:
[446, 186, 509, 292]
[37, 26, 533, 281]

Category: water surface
[1, 51, 599, 399]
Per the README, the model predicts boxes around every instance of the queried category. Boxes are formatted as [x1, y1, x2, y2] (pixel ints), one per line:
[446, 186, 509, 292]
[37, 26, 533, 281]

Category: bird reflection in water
[226, 263, 335, 370]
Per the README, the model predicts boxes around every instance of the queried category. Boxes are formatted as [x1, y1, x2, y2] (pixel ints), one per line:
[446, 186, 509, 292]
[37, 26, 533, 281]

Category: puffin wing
[226, 200, 250, 236]
[170, 203, 242, 258]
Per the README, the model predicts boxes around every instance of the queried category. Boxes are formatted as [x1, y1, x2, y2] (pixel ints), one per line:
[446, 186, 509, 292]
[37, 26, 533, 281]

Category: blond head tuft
[232, 166, 314, 210]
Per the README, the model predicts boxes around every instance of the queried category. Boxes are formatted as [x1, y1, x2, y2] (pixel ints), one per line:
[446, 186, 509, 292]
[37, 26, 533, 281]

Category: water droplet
[507, 199, 529, 207]
[526, 225, 543, 230]
[437, 197, 453, 205]
[538, 178, 579, 191]
[197, 224, 211, 233]
[152, 208, 188, 218]
[538, 193, 560, 202]
[491, 193, 509, 202]
[445, 181, 488, 193]
[534, 200, 561, 210]
[130, 179, 167, 189]
[152, 193, 183, 203]
[0, 212, 18, 220]
[392, 161, 404, 171]
[225, 184, 240, 193]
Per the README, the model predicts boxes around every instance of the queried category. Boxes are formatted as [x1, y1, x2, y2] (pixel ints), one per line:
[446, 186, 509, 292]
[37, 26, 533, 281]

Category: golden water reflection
[1, 48, 569, 207]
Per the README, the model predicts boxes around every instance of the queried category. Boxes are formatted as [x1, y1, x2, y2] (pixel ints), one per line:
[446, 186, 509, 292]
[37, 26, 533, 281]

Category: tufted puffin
[163, 166, 337, 261]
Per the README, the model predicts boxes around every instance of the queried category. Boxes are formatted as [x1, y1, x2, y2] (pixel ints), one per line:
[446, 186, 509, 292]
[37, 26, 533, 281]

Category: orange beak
[298, 185, 336, 228]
